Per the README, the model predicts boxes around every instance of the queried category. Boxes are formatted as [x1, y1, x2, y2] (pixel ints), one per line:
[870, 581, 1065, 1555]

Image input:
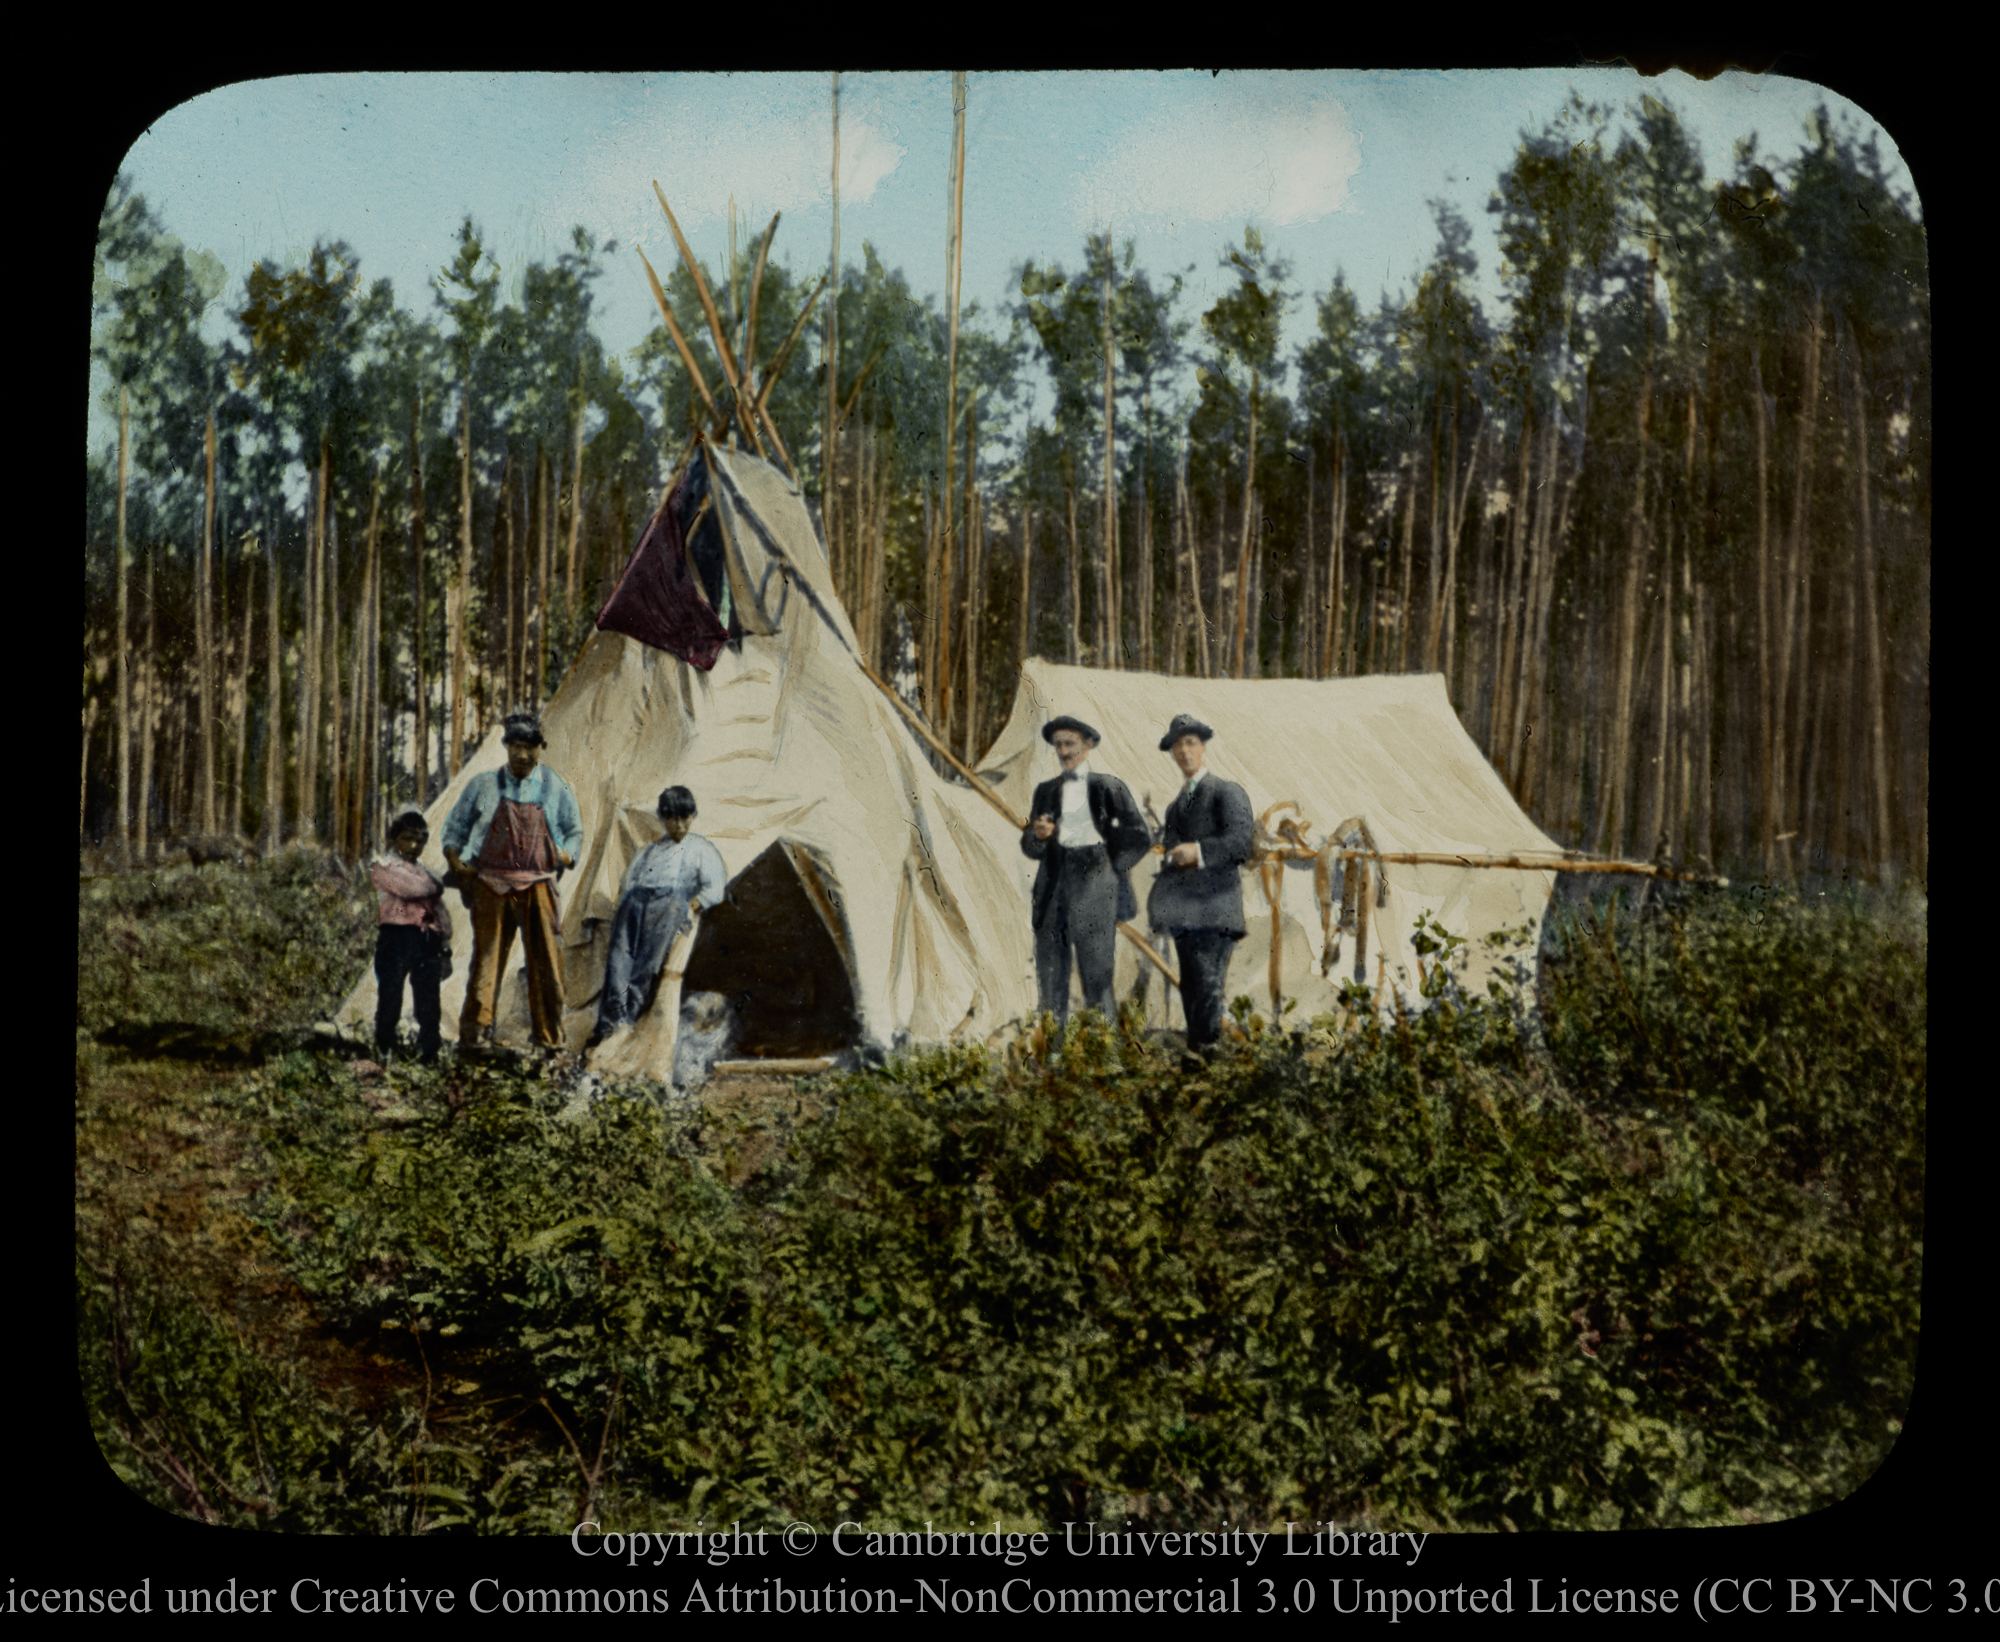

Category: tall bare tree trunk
[1674, 385, 1698, 865]
[1851, 359, 1892, 877]
[1421, 396, 1443, 672]
[198, 412, 218, 835]
[1693, 578, 1713, 869]
[1443, 411, 1482, 699]
[81, 698, 98, 839]
[373, 486, 386, 844]
[566, 366, 587, 602]
[1231, 372, 1259, 676]
[869, 430, 891, 670]
[1750, 356, 1775, 872]
[963, 394, 981, 760]
[262, 530, 280, 849]
[232, 543, 255, 839]
[1361, 540, 1380, 676]
[1596, 241, 1656, 856]
[535, 446, 552, 708]
[1514, 417, 1560, 802]
[1246, 495, 1265, 678]
[1462, 494, 1488, 727]
[447, 390, 470, 776]
[1178, 437, 1209, 679]
[1329, 433, 1350, 677]
[349, 479, 379, 854]
[327, 500, 345, 857]
[139, 548, 157, 860]
[298, 441, 327, 842]
[930, 71, 967, 709]
[1139, 384, 1155, 669]
[409, 393, 429, 809]
[1778, 291, 1823, 870]
[496, 451, 515, 710]
[822, 72, 841, 575]
[1491, 404, 1533, 762]
[115, 391, 132, 860]
[1208, 495, 1225, 673]
[1649, 501, 1673, 859]
[1100, 230, 1119, 668]
[1064, 472, 1081, 665]
[517, 458, 533, 707]
[1165, 468, 1184, 677]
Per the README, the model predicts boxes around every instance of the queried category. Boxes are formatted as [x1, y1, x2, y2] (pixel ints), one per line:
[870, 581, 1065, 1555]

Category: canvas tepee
[339, 436, 1042, 1075]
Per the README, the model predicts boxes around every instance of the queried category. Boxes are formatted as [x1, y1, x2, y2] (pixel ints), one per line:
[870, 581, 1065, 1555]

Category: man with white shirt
[1147, 713, 1255, 1051]
[1021, 714, 1152, 1028]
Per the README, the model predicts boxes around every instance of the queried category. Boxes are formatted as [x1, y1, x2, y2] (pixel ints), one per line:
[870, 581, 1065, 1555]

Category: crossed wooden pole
[637, 185, 827, 489]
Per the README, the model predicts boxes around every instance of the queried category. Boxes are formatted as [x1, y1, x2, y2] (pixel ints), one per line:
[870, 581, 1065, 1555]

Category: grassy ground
[75, 861, 1925, 1534]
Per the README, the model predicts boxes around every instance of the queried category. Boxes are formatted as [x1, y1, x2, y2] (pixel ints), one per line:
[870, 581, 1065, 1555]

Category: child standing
[590, 786, 728, 1044]
[371, 810, 452, 1063]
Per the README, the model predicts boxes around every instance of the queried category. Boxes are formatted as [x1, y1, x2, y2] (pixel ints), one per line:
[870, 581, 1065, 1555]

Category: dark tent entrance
[681, 839, 860, 1059]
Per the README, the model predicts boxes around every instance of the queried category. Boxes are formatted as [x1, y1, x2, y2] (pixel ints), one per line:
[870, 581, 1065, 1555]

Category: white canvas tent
[975, 660, 1564, 1024]
[344, 436, 1565, 1067]
[339, 441, 1042, 1073]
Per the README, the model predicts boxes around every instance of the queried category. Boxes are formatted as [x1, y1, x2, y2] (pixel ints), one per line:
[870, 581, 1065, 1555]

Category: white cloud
[1072, 81, 1362, 231]
[563, 78, 905, 250]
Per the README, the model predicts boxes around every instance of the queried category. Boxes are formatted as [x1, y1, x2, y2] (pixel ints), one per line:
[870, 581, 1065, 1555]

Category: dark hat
[1041, 714, 1101, 746]
[1159, 713, 1215, 751]
[502, 712, 546, 747]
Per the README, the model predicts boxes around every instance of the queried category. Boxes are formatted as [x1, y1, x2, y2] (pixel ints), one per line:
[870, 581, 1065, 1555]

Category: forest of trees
[84, 91, 1928, 885]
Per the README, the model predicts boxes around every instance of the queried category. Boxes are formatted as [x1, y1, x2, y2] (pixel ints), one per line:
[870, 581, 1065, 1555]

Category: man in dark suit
[1021, 714, 1152, 1028]
[1146, 713, 1255, 1051]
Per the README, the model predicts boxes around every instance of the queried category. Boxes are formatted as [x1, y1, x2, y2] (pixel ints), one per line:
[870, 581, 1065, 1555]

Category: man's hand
[1168, 842, 1201, 869]
[444, 848, 469, 879]
[556, 849, 574, 869]
[1032, 814, 1057, 842]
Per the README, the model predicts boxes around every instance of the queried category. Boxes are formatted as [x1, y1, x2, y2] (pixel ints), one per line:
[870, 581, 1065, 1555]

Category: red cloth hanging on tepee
[595, 474, 729, 670]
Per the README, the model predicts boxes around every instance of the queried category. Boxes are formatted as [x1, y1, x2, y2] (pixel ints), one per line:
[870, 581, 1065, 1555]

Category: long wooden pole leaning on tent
[638, 248, 721, 427]
[748, 274, 830, 487]
[744, 213, 780, 382]
[653, 182, 765, 455]
[854, 658, 1181, 989]
[752, 275, 828, 421]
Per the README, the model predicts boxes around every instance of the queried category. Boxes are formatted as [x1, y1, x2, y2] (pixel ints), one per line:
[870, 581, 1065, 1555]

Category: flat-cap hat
[1041, 714, 1101, 745]
[502, 711, 547, 747]
[1158, 713, 1215, 751]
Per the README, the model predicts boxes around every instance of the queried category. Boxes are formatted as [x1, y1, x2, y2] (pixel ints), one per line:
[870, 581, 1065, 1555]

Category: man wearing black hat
[441, 712, 584, 1051]
[1147, 713, 1255, 1051]
[1021, 715, 1152, 1028]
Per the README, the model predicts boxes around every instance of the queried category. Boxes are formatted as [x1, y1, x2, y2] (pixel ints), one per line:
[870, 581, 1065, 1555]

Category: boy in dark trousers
[370, 810, 452, 1063]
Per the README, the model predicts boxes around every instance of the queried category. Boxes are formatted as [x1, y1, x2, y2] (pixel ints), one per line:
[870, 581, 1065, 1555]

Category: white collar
[1062, 758, 1093, 781]
[1182, 766, 1207, 789]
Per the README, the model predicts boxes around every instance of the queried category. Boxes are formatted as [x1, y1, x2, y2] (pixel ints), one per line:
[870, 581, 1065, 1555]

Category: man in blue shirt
[441, 713, 585, 1051]
[589, 785, 729, 1045]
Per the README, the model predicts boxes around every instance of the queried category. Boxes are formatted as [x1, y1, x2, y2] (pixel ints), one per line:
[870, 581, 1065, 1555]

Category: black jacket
[1020, 770, 1152, 930]
[1146, 773, 1255, 935]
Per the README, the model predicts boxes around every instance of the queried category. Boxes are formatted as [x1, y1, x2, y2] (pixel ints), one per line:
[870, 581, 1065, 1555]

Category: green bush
[79, 877, 1923, 1532]
[77, 855, 375, 1052]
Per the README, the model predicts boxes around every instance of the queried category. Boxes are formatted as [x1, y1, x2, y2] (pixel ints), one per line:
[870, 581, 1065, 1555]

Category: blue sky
[93, 68, 1915, 457]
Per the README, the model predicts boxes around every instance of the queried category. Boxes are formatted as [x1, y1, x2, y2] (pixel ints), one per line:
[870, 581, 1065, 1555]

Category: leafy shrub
[77, 854, 375, 1051]
[76, 1251, 577, 1533]
[80, 873, 1923, 1533]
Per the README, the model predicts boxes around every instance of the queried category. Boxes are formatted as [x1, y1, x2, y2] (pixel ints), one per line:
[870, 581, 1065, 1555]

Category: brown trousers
[460, 879, 566, 1047]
